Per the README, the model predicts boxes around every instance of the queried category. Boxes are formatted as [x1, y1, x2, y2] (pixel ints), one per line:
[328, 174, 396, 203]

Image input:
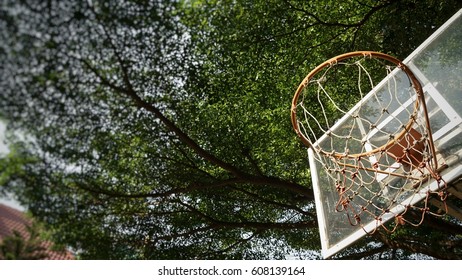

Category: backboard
[304, 9, 462, 258]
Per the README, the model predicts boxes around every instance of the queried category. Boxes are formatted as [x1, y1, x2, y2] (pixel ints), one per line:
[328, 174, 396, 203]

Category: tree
[0, 223, 49, 260]
[0, 0, 461, 259]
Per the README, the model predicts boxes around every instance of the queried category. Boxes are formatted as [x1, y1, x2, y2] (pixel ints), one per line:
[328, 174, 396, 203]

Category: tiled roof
[0, 203, 30, 240]
[0, 203, 74, 260]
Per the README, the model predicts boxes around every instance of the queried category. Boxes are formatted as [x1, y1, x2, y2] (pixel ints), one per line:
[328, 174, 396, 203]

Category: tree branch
[376, 231, 462, 259]
[284, 0, 400, 28]
[200, 230, 261, 258]
[84, 1, 248, 178]
[178, 200, 316, 230]
[152, 225, 216, 244]
[336, 244, 388, 259]
[230, 186, 316, 218]
[79, 3, 315, 202]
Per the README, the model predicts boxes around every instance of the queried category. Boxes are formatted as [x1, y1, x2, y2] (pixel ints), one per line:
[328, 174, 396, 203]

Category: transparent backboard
[310, 9, 462, 258]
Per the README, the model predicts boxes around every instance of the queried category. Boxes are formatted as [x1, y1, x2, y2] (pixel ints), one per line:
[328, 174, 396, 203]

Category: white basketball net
[292, 52, 447, 232]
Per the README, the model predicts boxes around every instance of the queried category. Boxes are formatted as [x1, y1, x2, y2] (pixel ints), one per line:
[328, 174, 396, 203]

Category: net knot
[395, 215, 406, 225]
[362, 52, 372, 58]
[438, 190, 448, 201]
[397, 62, 406, 70]
[335, 182, 345, 194]
[328, 58, 338, 66]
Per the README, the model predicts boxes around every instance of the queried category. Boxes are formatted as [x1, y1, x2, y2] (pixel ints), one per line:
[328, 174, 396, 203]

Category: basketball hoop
[291, 51, 447, 232]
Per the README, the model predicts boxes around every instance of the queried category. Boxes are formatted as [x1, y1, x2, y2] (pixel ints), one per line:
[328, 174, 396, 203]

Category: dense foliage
[1, 0, 461, 259]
